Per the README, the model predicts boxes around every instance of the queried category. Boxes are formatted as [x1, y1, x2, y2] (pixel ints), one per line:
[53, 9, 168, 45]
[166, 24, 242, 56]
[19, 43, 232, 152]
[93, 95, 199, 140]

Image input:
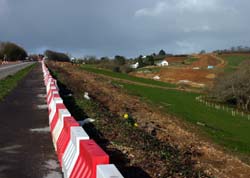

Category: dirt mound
[164, 56, 187, 63]
[191, 54, 221, 68]
[133, 68, 214, 87]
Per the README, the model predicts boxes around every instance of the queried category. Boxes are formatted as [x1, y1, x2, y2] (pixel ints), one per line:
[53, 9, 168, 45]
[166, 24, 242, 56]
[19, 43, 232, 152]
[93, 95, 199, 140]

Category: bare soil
[132, 54, 224, 88]
[48, 62, 250, 178]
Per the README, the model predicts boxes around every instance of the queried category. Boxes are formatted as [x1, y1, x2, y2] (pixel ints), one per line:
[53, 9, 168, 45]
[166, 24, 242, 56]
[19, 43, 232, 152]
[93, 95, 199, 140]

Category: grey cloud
[0, 0, 250, 57]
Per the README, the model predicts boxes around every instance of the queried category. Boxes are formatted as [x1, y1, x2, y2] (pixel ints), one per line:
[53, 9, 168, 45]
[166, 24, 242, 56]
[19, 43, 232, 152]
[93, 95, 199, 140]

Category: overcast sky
[0, 0, 250, 57]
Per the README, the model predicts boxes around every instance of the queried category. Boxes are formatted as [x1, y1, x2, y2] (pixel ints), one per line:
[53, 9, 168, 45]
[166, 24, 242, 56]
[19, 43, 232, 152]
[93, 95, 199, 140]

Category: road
[0, 62, 35, 80]
[0, 63, 62, 178]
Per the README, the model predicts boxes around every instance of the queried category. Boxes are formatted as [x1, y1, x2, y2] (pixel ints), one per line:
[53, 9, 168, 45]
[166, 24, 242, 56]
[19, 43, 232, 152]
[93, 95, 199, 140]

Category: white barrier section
[97, 164, 124, 178]
[52, 109, 71, 150]
[49, 97, 63, 124]
[62, 126, 89, 178]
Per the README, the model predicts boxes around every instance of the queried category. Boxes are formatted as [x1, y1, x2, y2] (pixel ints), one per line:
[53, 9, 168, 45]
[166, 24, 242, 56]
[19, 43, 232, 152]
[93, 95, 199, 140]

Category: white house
[156, 60, 168, 66]
[130, 62, 139, 69]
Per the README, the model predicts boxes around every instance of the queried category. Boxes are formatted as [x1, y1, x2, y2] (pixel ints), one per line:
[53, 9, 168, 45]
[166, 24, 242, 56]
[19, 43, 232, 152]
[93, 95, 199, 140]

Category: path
[0, 63, 62, 178]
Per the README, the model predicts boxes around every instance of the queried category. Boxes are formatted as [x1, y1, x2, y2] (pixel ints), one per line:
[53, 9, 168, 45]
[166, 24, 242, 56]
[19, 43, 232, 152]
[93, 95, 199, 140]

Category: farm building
[156, 60, 169, 66]
[130, 62, 139, 69]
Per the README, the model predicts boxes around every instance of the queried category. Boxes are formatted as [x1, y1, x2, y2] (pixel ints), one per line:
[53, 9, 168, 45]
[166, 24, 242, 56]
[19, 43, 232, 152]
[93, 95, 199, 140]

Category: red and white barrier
[69, 140, 109, 178]
[56, 116, 79, 165]
[52, 109, 71, 150]
[48, 97, 63, 123]
[97, 164, 124, 178]
[41, 60, 124, 178]
[62, 127, 89, 177]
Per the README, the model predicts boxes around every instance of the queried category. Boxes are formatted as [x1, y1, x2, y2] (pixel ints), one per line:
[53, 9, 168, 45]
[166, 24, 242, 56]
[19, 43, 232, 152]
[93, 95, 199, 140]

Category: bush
[120, 65, 134, 73]
[112, 66, 121, 73]
[210, 60, 250, 111]
[0, 42, 27, 61]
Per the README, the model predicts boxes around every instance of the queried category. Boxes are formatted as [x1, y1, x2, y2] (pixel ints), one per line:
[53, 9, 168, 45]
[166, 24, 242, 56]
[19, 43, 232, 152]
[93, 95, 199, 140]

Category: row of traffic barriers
[41, 61, 124, 178]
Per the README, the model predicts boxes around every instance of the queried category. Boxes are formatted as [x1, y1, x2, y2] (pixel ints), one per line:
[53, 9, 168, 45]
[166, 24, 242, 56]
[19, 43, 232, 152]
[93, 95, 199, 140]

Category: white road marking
[37, 94, 47, 98]
[37, 104, 48, 109]
[30, 127, 50, 133]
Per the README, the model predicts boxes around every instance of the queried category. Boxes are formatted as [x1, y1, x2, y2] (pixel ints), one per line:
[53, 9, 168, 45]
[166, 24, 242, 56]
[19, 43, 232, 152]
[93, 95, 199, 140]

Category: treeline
[44, 50, 70, 62]
[214, 46, 250, 54]
[72, 49, 179, 73]
[210, 60, 250, 112]
[0, 42, 27, 61]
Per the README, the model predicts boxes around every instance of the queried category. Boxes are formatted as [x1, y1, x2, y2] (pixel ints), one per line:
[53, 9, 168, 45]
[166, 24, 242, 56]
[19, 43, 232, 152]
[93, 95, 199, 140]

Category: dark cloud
[0, 0, 250, 57]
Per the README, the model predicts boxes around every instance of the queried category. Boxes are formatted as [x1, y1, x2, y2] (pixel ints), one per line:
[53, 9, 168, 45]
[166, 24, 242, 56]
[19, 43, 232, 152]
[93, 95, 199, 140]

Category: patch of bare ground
[48, 62, 250, 178]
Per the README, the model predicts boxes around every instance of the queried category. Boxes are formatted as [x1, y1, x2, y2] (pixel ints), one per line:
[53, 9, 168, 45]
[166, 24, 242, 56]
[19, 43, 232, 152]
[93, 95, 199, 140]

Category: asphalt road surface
[0, 63, 62, 178]
[0, 62, 35, 80]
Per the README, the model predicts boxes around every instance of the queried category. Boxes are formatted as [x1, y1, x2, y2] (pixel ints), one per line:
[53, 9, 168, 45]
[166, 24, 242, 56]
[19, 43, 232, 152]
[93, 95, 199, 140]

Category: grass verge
[0, 64, 35, 101]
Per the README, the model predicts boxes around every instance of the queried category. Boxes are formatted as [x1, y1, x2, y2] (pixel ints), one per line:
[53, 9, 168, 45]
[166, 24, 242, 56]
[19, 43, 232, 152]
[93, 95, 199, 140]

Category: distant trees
[44, 50, 70, 62]
[0, 42, 27, 61]
[210, 60, 250, 112]
[158, 49, 166, 56]
[199, 50, 206, 54]
[214, 46, 250, 54]
[114, 55, 126, 65]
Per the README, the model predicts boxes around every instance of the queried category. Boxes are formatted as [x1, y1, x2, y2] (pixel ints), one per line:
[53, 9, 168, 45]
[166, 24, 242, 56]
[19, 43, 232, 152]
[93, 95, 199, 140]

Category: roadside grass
[0, 64, 35, 101]
[80, 65, 176, 88]
[222, 55, 250, 72]
[113, 81, 250, 156]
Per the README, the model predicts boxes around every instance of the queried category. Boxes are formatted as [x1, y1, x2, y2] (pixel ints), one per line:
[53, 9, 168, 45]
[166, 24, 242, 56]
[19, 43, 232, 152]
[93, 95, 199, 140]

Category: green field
[0, 64, 35, 100]
[222, 55, 250, 72]
[81, 65, 176, 88]
[118, 82, 250, 154]
[82, 65, 250, 155]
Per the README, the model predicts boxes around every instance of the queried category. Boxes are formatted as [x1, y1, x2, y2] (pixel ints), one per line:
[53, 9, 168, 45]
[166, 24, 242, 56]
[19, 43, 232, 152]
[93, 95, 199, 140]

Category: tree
[44, 50, 70, 62]
[0, 42, 27, 61]
[199, 50, 206, 54]
[159, 49, 166, 56]
[114, 55, 126, 65]
[210, 60, 250, 111]
[144, 55, 154, 65]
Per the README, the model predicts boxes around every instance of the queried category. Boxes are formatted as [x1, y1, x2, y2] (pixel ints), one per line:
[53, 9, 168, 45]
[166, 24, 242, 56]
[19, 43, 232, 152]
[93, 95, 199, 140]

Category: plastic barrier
[48, 97, 63, 122]
[56, 116, 79, 165]
[52, 109, 71, 150]
[50, 103, 66, 132]
[69, 140, 109, 178]
[97, 164, 124, 178]
[47, 89, 59, 106]
[41, 61, 124, 178]
[62, 127, 90, 178]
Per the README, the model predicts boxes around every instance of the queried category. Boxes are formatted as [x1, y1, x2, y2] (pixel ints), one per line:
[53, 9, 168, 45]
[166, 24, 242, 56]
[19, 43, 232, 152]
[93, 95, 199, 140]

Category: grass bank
[0, 64, 35, 101]
[115, 81, 250, 156]
[222, 55, 250, 72]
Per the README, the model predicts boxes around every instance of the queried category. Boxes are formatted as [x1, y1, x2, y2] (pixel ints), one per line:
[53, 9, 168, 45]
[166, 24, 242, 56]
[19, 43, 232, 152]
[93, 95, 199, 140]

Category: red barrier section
[50, 103, 67, 132]
[56, 116, 79, 166]
[47, 90, 59, 106]
[70, 140, 109, 178]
